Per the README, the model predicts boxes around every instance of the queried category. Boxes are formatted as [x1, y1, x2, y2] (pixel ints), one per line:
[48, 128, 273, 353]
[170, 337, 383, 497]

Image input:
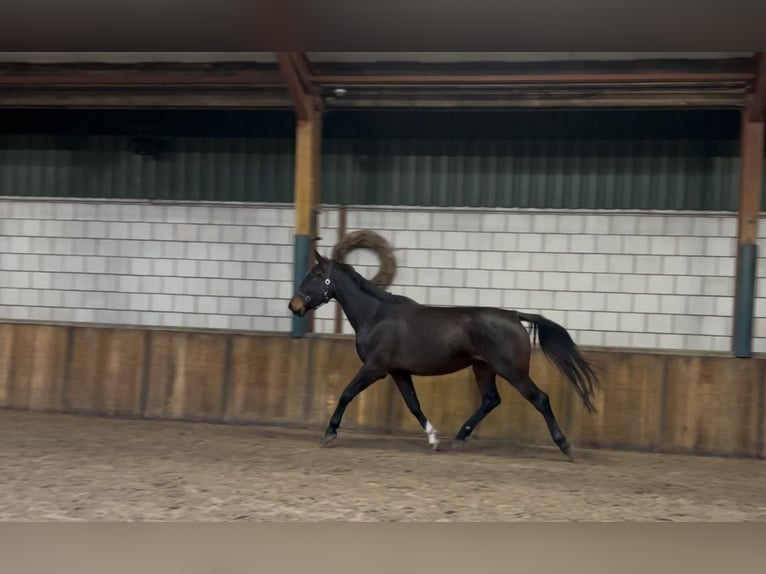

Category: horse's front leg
[322, 363, 387, 445]
[391, 372, 440, 450]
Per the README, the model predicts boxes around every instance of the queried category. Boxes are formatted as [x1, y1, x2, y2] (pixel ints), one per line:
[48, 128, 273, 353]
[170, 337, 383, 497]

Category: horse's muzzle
[288, 295, 306, 317]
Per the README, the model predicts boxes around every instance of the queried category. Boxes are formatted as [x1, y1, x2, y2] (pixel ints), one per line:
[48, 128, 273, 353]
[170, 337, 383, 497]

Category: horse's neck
[333, 272, 381, 331]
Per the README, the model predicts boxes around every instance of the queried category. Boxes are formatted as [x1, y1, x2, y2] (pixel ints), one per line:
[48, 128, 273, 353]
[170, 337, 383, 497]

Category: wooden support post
[334, 206, 348, 334]
[277, 52, 323, 338]
[306, 104, 323, 336]
[290, 99, 322, 338]
[733, 94, 765, 357]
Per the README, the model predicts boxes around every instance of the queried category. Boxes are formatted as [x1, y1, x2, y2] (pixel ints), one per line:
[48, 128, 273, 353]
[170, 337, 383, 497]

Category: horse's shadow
[299, 428, 605, 465]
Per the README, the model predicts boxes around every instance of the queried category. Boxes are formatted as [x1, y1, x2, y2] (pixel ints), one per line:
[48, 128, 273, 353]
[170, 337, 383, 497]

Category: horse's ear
[314, 250, 326, 264]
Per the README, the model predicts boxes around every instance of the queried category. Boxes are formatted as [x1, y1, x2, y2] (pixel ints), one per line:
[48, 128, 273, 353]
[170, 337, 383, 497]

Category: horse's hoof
[560, 442, 575, 462]
[321, 432, 337, 447]
[430, 440, 441, 452]
[452, 438, 467, 449]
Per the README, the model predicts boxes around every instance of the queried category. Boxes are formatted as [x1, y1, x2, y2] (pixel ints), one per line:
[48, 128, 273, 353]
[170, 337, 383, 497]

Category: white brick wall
[0, 199, 295, 332]
[1, 198, 764, 353]
[312, 205, 766, 354]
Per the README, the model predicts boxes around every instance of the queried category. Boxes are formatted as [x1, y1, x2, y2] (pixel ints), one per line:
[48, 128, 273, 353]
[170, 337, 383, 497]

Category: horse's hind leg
[502, 371, 572, 460]
[452, 361, 501, 448]
[391, 372, 440, 450]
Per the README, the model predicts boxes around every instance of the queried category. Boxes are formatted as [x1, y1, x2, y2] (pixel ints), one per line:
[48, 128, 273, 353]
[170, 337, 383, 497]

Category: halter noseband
[299, 262, 333, 307]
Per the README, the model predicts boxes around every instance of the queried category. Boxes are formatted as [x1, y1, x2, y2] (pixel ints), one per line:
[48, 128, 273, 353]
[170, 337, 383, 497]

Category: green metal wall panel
[0, 108, 761, 211]
[321, 109, 750, 211]
[0, 109, 295, 202]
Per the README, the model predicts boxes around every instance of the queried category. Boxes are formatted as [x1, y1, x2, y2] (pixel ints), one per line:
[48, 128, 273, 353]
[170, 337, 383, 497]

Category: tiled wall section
[0, 199, 295, 332]
[1, 198, 764, 353]
[312, 206, 766, 354]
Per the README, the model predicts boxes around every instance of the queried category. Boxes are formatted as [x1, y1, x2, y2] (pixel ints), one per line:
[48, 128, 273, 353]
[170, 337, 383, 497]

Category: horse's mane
[332, 259, 414, 304]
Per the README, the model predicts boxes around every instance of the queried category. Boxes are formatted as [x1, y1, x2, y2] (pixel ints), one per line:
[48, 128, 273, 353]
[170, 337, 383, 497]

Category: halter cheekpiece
[300, 262, 333, 306]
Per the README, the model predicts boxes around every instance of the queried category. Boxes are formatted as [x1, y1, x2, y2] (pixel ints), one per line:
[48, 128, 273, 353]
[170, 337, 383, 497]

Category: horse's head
[288, 250, 336, 317]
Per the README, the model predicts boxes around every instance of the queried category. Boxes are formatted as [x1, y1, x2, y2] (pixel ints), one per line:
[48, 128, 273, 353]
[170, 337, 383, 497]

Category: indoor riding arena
[1, 52, 765, 522]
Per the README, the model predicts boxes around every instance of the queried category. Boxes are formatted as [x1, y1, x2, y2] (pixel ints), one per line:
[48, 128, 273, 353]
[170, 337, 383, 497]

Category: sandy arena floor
[1, 410, 765, 521]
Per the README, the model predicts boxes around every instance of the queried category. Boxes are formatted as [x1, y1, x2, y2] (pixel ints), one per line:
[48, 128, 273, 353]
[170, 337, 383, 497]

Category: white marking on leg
[425, 420, 440, 448]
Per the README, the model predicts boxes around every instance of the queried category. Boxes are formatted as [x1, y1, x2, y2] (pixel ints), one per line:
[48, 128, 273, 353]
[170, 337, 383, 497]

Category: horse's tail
[518, 312, 600, 413]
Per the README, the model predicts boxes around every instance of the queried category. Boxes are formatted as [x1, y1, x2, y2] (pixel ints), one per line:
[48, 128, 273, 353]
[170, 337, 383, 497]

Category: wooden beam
[298, 53, 316, 77]
[311, 72, 754, 86]
[287, 52, 318, 98]
[323, 92, 745, 110]
[311, 57, 753, 77]
[0, 88, 293, 109]
[749, 52, 766, 121]
[0, 59, 750, 89]
[0, 68, 284, 86]
[276, 52, 312, 121]
[732, 94, 765, 358]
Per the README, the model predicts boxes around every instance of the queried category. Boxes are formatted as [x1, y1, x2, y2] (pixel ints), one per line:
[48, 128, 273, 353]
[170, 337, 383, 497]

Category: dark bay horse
[288, 250, 600, 460]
